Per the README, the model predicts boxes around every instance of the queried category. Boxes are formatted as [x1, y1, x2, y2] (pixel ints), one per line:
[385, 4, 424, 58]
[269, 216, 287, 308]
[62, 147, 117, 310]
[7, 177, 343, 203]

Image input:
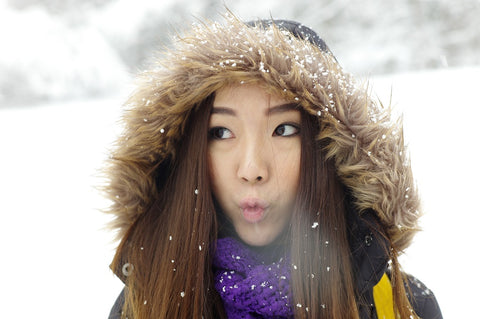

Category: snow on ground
[0, 66, 478, 318]
[372, 67, 480, 319]
[0, 96, 125, 318]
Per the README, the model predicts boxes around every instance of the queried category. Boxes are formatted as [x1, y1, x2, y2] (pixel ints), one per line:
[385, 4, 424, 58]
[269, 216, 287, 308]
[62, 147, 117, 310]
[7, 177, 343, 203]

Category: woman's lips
[239, 198, 269, 223]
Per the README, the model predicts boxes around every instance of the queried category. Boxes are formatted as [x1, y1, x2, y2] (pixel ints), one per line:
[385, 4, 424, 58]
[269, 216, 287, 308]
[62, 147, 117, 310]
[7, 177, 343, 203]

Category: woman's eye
[274, 124, 299, 137]
[208, 127, 234, 139]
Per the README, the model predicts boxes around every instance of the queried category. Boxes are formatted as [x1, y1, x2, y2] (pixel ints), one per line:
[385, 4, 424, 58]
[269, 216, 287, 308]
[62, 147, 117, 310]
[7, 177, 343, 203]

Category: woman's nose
[237, 139, 269, 184]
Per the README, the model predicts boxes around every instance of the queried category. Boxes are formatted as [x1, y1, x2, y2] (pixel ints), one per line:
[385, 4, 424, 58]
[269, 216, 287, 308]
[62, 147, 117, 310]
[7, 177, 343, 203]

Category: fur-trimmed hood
[104, 14, 420, 252]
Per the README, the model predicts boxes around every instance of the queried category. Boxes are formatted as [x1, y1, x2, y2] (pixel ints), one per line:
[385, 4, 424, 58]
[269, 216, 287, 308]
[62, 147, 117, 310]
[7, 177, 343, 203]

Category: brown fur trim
[102, 13, 420, 251]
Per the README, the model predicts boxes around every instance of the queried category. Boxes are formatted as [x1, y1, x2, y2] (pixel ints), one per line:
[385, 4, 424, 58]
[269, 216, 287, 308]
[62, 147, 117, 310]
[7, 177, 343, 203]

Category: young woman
[104, 14, 442, 318]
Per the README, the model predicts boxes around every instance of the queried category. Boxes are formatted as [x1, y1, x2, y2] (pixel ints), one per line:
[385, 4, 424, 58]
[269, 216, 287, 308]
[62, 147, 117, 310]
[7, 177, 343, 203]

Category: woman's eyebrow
[266, 103, 299, 115]
[211, 106, 236, 116]
[211, 103, 298, 116]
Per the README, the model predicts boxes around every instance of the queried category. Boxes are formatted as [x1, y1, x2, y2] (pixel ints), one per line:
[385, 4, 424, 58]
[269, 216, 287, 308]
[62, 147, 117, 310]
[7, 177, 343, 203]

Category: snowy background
[1, 0, 479, 318]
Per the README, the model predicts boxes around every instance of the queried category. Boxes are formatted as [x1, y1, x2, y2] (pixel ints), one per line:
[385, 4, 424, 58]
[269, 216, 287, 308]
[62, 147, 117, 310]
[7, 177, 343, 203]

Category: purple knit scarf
[212, 237, 293, 318]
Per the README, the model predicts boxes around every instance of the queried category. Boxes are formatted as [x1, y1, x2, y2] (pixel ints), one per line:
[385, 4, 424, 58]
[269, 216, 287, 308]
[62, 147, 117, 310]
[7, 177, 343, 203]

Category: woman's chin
[235, 228, 278, 247]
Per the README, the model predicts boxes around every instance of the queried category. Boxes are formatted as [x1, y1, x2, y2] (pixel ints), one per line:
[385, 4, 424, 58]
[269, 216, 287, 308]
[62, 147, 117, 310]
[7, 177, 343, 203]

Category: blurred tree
[8, 0, 114, 12]
[2, 0, 479, 106]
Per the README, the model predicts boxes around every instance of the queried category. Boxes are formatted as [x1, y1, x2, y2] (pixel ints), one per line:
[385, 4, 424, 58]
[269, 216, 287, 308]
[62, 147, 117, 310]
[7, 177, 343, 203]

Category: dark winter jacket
[108, 207, 442, 319]
[104, 14, 442, 318]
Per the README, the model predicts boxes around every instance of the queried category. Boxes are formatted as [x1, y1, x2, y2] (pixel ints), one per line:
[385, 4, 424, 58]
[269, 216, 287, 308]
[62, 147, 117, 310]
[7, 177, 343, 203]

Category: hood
[103, 13, 420, 252]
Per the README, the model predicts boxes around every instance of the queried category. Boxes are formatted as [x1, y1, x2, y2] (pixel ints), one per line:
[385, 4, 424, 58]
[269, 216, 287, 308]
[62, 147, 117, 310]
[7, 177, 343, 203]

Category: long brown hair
[111, 91, 415, 318]
[112, 94, 225, 318]
[289, 109, 359, 318]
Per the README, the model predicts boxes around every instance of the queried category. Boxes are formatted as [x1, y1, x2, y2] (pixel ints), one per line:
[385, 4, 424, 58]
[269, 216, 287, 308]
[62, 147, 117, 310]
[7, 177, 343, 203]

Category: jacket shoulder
[405, 275, 443, 319]
[108, 288, 125, 319]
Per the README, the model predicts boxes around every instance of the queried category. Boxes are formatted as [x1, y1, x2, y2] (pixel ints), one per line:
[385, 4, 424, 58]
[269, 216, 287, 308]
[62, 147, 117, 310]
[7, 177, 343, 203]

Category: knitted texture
[213, 237, 293, 318]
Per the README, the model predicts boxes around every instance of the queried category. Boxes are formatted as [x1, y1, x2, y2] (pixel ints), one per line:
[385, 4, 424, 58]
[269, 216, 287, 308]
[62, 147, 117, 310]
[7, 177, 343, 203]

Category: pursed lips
[239, 198, 269, 223]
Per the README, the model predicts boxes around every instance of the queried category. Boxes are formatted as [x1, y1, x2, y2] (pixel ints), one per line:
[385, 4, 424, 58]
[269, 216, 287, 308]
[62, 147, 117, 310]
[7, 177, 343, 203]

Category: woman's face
[208, 84, 301, 246]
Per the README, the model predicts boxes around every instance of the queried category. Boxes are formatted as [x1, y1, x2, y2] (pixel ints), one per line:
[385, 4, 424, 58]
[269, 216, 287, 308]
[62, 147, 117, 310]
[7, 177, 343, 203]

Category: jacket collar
[347, 202, 390, 295]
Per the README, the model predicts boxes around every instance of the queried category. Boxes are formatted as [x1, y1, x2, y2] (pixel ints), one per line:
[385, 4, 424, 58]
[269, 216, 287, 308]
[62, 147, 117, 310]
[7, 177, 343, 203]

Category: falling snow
[0, 9, 478, 316]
